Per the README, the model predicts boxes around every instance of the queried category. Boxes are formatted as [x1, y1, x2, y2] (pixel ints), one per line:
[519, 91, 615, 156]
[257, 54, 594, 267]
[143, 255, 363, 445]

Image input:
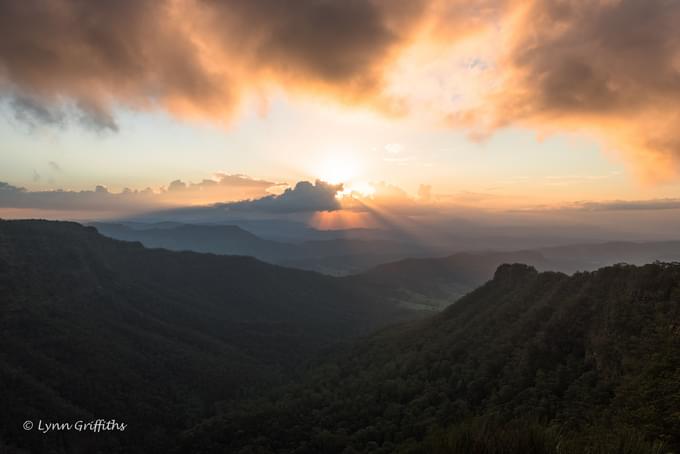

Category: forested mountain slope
[347, 250, 552, 310]
[0, 220, 415, 453]
[184, 262, 680, 453]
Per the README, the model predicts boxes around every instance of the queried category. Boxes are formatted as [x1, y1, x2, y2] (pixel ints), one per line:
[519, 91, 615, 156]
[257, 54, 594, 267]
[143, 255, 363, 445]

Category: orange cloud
[164, 173, 279, 205]
[0, 0, 515, 128]
[0, 0, 436, 127]
[453, 0, 680, 180]
[3, 0, 680, 180]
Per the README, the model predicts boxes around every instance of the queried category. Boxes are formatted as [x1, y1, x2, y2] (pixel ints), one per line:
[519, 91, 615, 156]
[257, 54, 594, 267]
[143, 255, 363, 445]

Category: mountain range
[92, 222, 680, 280]
[91, 222, 432, 276]
[0, 220, 417, 453]
[1, 220, 679, 453]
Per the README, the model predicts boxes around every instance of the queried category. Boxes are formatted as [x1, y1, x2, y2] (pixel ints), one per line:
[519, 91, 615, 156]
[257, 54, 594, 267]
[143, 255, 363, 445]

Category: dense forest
[181, 263, 680, 453]
[2, 220, 680, 453]
[0, 220, 415, 453]
[344, 250, 552, 310]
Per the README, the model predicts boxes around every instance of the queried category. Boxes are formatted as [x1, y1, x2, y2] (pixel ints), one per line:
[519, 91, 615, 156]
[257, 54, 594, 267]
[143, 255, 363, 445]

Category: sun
[313, 145, 376, 197]
[316, 148, 361, 185]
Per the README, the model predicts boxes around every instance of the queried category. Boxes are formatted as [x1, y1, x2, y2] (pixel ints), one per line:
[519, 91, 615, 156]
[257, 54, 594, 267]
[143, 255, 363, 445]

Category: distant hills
[345, 250, 552, 310]
[346, 242, 680, 310]
[92, 222, 432, 275]
[91, 222, 298, 259]
[92, 221, 680, 286]
[91, 221, 680, 312]
[184, 262, 680, 453]
[538, 240, 680, 271]
[0, 220, 417, 453]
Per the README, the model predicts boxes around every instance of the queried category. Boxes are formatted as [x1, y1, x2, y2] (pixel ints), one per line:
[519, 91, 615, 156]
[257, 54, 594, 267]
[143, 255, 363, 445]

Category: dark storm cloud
[226, 180, 342, 213]
[10, 95, 66, 128]
[203, 0, 413, 82]
[0, 0, 428, 128]
[513, 0, 680, 115]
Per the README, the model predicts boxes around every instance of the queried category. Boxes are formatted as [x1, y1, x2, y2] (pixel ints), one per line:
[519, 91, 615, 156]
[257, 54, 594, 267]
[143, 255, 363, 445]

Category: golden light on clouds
[2, 0, 680, 181]
[445, 0, 680, 181]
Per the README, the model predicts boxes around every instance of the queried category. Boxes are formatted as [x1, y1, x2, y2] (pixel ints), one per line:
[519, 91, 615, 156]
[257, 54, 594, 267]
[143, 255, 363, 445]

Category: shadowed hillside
[346, 242, 680, 311]
[184, 262, 680, 453]
[4, 220, 680, 453]
[346, 250, 553, 310]
[0, 220, 417, 453]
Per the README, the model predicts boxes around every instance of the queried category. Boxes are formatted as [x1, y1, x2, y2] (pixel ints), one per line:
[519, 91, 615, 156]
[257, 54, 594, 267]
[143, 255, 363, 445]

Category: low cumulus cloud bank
[120, 180, 345, 223]
[7, 172, 680, 241]
[0, 177, 346, 219]
[0, 181, 157, 211]
[569, 199, 680, 212]
[226, 180, 342, 213]
[342, 182, 438, 215]
[165, 173, 279, 204]
[0, 174, 277, 213]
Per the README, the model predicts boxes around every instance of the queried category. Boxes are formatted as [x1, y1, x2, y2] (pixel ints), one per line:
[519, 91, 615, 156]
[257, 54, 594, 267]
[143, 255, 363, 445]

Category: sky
[1, 0, 680, 232]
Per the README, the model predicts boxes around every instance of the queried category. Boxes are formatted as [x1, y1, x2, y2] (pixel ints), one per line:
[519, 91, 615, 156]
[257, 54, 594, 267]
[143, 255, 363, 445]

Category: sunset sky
[2, 0, 680, 227]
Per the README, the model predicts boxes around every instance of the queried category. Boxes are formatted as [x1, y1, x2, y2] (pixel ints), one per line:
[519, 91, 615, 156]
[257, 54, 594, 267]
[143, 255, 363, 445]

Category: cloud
[570, 199, 680, 212]
[0, 181, 157, 211]
[0, 0, 433, 129]
[164, 173, 278, 204]
[104, 179, 345, 223]
[0, 173, 280, 215]
[509, 197, 680, 214]
[3, 0, 679, 180]
[418, 184, 432, 201]
[226, 180, 342, 213]
[0, 0, 509, 128]
[10, 94, 66, 128]
[341, 181, 438, 215]
[0, 177, 342, 220]
[384, 143, 404, 154]
[455, 0, 680, 179]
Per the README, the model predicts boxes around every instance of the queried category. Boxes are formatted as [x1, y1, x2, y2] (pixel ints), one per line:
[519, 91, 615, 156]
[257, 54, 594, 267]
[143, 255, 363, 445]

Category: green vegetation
[2, 220, 680, 453]
[182, 263, 680, 453]
[345, 250, 551, 310]
[0, 220, 413, 453]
